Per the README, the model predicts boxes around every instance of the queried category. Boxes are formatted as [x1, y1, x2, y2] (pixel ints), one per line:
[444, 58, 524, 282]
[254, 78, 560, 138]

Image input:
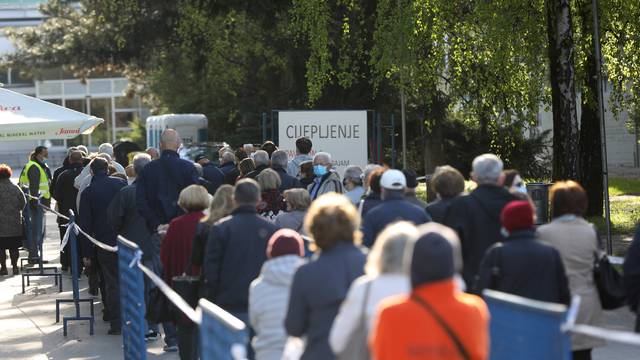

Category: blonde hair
[257, 168, 281, 192]
[178, 185, 210, 212]
[284, 188, 311, 211]
[202, 185, 235, 225]
[304, 193, 361, 250]
[366, 221, 418, 276]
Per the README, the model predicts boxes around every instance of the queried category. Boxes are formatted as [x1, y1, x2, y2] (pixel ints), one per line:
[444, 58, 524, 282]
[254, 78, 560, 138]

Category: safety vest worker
[19, 147, 51, 200]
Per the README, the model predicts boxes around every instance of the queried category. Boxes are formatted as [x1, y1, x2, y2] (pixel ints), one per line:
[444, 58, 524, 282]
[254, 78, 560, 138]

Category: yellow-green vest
[19, 160, 51, 199]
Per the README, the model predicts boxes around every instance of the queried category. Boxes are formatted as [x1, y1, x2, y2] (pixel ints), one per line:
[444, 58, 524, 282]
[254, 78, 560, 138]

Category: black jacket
[443, 185, 517, 285]
[219, 162, 239, 185]
[475, 229, 571, 305]
[50, 157, 70, 198]
[624, 225, 640, 312]
[203, 205, 279, 312]
[52, 163, 83, 224]
[425, 196, 457, 224]
[273, 166, 302, 192]
[107, 182, 155, 260]
[202, 162, 224, 195]
[246, 164, 269, 180]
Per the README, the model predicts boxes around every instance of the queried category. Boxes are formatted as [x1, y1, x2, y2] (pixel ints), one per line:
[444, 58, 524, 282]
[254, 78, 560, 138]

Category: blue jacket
[273, 166, 302, 193]
[361, 193, 431, 247]
[285, 243, 366, 360]
[202, 162, 224, 195]
[107, 182, 155, 260]
[203, 205, 279, 312]
[78, 172, 127, 258]
[136, 150, 199, 231]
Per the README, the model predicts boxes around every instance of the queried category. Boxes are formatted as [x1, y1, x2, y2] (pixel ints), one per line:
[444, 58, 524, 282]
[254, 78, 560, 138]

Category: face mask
[313, 165, 328, 177]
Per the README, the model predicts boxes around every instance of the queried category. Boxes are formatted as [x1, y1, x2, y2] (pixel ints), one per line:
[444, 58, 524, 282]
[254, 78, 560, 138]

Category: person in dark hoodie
[372, 223, 490, 360]
[475, 200, 571, 305]
[443, 154, 517, 286]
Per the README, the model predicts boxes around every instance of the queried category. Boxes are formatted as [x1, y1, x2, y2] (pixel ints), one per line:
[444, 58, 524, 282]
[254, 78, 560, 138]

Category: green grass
[608, 177, 640, 197]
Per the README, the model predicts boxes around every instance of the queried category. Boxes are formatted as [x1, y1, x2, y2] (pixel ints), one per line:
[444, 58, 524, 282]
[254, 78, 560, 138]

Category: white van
[145, 114, 208, 149]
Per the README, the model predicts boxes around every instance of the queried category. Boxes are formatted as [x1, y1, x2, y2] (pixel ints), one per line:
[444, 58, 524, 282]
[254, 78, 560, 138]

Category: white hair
[314, 152, 332, 165]
[132, 153, 152, 176]
[366, 221, 417, 276]
[271, 150, 288, 168]
[98, 143, 114, 157]
[221, 151, 235, 164]
[253, 150, 270, 166]
[472, 153, 503, 185]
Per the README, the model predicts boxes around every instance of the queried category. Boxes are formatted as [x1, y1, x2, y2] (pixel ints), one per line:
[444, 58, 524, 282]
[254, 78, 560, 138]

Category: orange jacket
[370, 279, 489, 360]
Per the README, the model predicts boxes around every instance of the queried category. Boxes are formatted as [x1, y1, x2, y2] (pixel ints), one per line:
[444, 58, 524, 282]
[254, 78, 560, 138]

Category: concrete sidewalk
[0, 210, 178, 359]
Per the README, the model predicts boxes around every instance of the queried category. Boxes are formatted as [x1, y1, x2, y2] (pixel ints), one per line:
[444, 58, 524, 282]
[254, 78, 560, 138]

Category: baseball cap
[380, 169, 407, 190]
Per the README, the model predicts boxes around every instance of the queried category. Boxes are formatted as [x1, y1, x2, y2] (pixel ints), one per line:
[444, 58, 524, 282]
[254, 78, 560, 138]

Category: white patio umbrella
[0, 87, 103, 141]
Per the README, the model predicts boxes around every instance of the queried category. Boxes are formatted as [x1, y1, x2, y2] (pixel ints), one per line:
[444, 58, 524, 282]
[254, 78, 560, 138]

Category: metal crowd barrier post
[198, 298, 248, 360]
[20, 191, 62, 293]
[483, 289, 571, 360]
[118, 237, 147, 360]
[55, 212, 95, 336]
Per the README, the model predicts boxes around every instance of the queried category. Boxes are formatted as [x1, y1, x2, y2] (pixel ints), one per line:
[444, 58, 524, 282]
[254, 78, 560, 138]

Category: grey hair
[366, 221, 418, 276]
[344, 165, 363, 182]
[76, 145, 89, 156]
[98, 143, 114, 157]
[221, 151, 235, 163]
[67, 147, 78, 156]
[314, 152, 332, 165]
[271, 150, 288, 168]
[132, 153, 151, 176]
[472, 153, 503, 185]
[363, 164, 382, 187]
[193, 163, 204, 177]
[160, 129, 181, 145]
[253, 150, 270, 166]
[96, 153, 112, 163]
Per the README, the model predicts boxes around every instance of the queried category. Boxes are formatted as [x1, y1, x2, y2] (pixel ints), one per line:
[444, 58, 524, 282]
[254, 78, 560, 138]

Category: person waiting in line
[359, 166, 385, 217]
[343, 165, 365, 206]
[298, 160, 315, 189]
[257, 169, 287, 219]
[329, 221, 415, 357]
[50, 146, 77, 201]
[402, 169, 427, 208]
[247, 150, 271, 179]
[271, 150, 302, 192]
[193, 163, 216, 195]
[249, 229, 307, 360]
[220, 150, 240, 185]
[0, 164, 26, 276]
[475, 200, 571, 305]
[287, 137, 313, 178]
[538, 181, 605, 359]
[161, 184, 210, 360]
[503, 169, 527, 194]
[195, 154, 224, 194]
[285, 193, 366, 360]
[237, 157, 256, 183]
[261, 140, 278, 158]
[203, 179, 279, 324]
[425, 165, 465, 223]
[308, 152, 343, 200]
[274, 189, 311, 234]
[146, 147, 160, 160]
[443, 154, 517, 286]
[361, 170, 431, 248]
[371, 223, 490, 360]
[78, 157, 127, 335]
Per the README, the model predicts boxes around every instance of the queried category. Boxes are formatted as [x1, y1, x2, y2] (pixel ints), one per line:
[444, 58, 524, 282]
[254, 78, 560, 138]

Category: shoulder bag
[171, 257, 202, 323]
[336, 281, 372, 360]
[592, 226, 625, 310]
[412, 294, 471, 360]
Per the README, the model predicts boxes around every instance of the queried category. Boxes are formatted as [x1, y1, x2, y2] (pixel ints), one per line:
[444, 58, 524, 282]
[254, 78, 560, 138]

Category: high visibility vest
[19, 160, 51, 199]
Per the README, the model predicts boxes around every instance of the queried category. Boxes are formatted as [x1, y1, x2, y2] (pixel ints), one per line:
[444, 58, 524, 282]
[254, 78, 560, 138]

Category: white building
[0, 0, 147, 168]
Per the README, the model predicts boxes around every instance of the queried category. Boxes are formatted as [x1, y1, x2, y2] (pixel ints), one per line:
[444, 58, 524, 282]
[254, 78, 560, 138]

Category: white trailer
[146, 114, 208, 149]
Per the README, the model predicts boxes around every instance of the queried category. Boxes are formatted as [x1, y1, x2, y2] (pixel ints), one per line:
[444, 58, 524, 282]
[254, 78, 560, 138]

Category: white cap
[380, 169, 407, 190]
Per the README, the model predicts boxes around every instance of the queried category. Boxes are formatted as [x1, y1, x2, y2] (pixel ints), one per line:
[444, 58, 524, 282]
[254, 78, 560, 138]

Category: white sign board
[278, 110, 368, 175]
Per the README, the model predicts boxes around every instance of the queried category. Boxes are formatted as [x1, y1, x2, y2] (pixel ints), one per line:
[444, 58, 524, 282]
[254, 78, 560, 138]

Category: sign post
[278, 110, 368, 175]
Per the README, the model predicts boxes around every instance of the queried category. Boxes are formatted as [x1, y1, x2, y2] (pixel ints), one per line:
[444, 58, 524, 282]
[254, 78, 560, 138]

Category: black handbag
[146, 287, 174, 324]
[170, 258, 202, 323]
[594, 253, 626, 310]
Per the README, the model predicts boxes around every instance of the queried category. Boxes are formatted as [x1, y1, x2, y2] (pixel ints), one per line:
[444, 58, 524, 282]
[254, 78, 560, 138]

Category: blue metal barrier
[55, 213, 95, 335]
[118, 237, 147, 360]
[483, 289, 571, 360]
[198, 298, 248, 360]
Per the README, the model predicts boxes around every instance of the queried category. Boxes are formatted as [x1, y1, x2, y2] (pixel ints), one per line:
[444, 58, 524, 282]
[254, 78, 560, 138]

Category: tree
[546, 0, 580, 180]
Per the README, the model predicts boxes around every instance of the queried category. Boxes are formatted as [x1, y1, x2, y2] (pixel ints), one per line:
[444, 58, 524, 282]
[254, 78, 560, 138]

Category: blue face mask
[313, 165, 328, 177]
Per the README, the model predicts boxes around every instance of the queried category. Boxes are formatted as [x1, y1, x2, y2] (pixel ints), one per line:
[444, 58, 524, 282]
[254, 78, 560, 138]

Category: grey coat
[537, 216, 605, 350]
[0, 179, 26, 238]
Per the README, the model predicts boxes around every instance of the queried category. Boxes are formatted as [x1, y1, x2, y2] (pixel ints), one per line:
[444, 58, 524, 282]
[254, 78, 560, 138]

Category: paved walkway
[0, 200, 637, 358]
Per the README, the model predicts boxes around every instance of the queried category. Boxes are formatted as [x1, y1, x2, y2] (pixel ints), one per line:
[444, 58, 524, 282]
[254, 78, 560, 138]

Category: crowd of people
[3, 128, 640, 360]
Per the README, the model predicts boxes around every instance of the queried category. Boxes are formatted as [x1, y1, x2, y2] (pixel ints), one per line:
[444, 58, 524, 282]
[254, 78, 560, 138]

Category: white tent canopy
[0, 88, 103, 141]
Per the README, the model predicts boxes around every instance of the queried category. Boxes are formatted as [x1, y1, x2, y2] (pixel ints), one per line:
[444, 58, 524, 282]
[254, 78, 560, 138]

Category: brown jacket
[0, 179, 26, 238]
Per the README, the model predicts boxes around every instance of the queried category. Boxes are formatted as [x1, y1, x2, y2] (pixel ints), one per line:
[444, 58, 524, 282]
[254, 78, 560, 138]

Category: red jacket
[371, 279, 489, 360]
[160, 211, 204, 285]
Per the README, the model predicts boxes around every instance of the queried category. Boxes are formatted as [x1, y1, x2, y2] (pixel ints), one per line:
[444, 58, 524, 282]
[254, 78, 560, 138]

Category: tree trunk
[577, 0, 604, 216]
[546, 0, 580, 180]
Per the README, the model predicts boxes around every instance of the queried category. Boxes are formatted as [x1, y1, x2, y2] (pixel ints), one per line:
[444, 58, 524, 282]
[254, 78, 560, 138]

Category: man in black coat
[78, 157, 127, 335]
[270, 150, 302, 192]
[245, 150, 270, 179]
[204, 179, 279, 318]
[443, 154, 517, 286]
[53, 150, 84, 271]
[475, 200, 571, 305]
[219, 151, 239, 185]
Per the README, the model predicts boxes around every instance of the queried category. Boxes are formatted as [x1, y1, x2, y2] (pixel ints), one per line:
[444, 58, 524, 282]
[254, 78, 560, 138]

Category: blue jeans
[26, 205, 44, 259]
